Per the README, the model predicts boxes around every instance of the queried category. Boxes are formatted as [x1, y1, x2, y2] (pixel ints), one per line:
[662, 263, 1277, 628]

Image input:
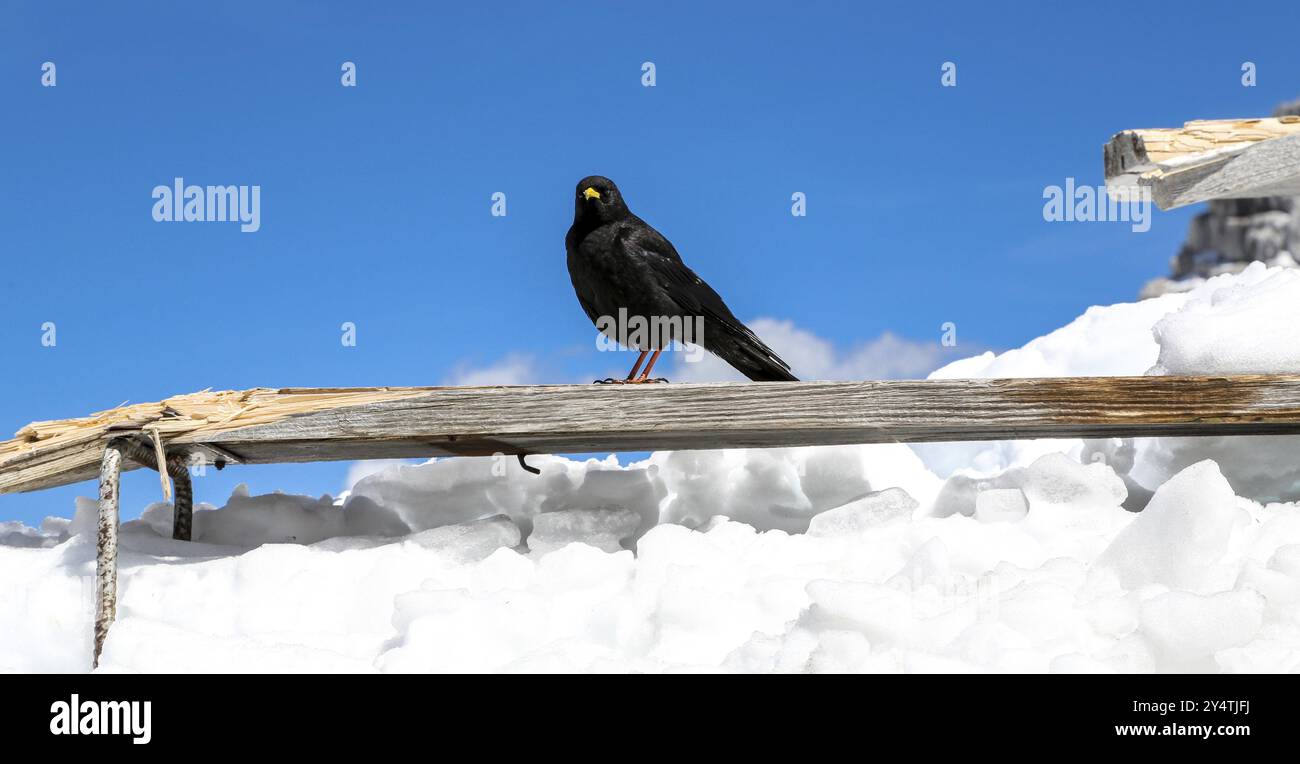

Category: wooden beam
[6, 376, 1300, 496]
[1104, 117, 1300, 209]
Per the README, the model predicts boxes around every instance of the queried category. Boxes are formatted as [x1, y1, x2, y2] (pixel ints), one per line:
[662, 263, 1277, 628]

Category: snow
[1150, 264, 1300, 375]
[1139, 590, 1267, 671]
[807, 487, 918, 536]
[528, 508, 641, 554]
[1097, 460, 1250, 593]
[3, 265, 1300, 673]
[918, 262, 1300, 502]
[974, 488, 1028, 523]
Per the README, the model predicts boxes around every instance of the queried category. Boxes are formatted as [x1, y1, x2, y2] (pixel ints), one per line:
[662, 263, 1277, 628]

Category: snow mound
[1150, 265, 1300, 375]
[3, 265, 1300, 673]
[1097, 460, 1250, 592]
[344, 444, 941, 539]
[4, 452, 1299, 673]
[919, 263, 1300, 504]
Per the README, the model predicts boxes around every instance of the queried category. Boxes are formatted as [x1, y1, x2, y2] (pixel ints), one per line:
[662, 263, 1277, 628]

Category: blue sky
[3, 1, 1299, 525]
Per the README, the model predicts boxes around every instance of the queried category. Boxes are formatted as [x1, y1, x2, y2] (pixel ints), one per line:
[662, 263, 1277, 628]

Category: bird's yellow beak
[583, 187, 601, 200]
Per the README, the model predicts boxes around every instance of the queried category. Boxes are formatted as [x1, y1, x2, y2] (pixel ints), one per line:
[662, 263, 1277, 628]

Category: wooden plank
[1104, 117, 1300, 209]
[5, 375, 1300, 495]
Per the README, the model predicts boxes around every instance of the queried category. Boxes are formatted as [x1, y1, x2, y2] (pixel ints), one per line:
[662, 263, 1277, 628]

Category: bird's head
[573, 176, 630, 223]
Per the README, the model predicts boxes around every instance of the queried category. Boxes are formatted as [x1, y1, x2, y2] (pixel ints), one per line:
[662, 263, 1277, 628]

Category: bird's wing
[615, 226, 794, 378]
[574, 291, 602, 325]
[625, 216, 684, 262]
[615, 225, 728, 319]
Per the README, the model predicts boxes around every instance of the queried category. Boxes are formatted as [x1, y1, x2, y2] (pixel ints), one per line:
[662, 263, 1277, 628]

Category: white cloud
[667, 318, 969, 382]
[442, 321, 974, 387]
[443, 353, 540, 386]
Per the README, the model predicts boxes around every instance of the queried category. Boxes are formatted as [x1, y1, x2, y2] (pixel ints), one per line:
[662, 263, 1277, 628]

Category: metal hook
[517, 453, 541, 475]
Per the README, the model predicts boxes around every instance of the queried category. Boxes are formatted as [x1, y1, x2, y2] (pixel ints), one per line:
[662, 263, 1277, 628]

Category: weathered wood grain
[93, 444, 122, 669]
[1104, 117, 1300, 209]
[5, 376, 1300, 496]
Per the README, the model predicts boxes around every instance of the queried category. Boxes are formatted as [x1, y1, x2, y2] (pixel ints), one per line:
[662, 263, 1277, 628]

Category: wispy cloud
[443, 353, 541, 386]
[667, 318, 976, 382]
[443, 320, 980, 386]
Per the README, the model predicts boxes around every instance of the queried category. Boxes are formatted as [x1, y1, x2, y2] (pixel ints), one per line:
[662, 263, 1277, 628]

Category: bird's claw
[592, 377, 627, 385]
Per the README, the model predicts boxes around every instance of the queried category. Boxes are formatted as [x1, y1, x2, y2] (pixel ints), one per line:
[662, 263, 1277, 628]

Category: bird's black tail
[743, 359, 800, 382]
[710, 324, 799, 382]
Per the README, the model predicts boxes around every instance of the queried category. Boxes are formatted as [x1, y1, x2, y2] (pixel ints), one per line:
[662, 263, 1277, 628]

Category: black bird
[566, 176, 798, 383]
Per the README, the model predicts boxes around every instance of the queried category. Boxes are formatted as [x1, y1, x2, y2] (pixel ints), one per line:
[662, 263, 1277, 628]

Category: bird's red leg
[634, 349, 665, 383]
[624, 350, 649, 382]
